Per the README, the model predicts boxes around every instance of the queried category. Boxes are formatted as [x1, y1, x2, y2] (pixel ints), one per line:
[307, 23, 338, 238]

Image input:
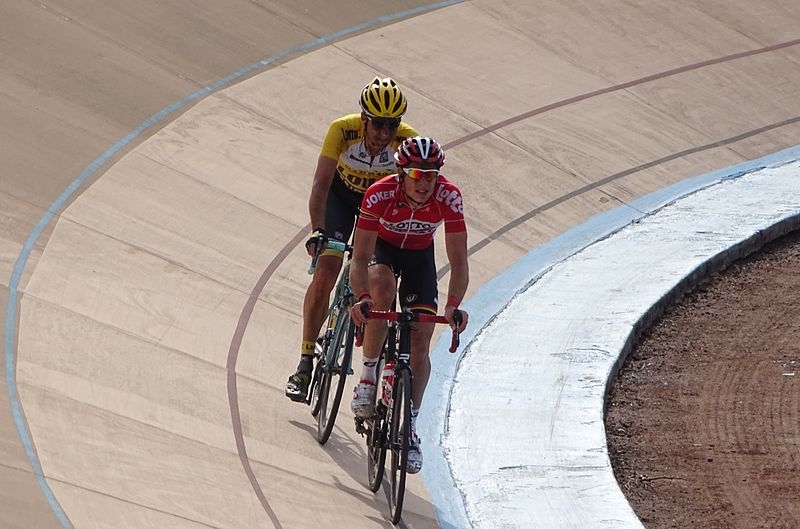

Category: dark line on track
[436, 114, 800, 278]
[442, 38, 800, 150]
[227, 225, 309, 529]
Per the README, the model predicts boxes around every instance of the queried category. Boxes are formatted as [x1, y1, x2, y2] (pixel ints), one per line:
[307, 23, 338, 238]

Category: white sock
[361, 359, 378, 383]
[411, 408, 420, 431]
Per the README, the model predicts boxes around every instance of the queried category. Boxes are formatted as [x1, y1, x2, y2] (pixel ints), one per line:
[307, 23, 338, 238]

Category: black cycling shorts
[370, 238, 438, 314]
[322, 177, 361, 257]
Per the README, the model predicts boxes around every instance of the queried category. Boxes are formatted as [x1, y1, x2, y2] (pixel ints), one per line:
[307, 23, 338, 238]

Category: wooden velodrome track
[2, 1, 799, 527]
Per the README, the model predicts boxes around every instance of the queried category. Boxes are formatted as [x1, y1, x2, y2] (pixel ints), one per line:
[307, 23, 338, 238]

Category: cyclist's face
[401, 163, 439, 204]
[362, 113, 400, 155]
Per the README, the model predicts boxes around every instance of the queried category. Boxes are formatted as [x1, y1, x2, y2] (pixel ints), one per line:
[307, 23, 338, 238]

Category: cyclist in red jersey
[349, 136, 469, 474]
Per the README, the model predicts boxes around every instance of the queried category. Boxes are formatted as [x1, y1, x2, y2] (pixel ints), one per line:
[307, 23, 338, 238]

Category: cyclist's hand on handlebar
[444, 306, 468, 333]
[305, 228, 326, 257]
[351, 295, 373, 326]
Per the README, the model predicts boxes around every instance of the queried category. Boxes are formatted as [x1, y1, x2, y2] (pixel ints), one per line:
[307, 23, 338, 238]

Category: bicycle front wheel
[316, 318, 354, 445]
[367, 355, 387, 492]
[308, 353, 324, 417]
[388, 366, 412, 524]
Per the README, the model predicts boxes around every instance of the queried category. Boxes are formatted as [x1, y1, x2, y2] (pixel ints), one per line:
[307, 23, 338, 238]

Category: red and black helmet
[394, 136, 445, 169]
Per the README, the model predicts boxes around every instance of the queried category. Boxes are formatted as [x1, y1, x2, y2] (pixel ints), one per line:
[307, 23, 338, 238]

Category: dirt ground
[605, 229, 800, 529]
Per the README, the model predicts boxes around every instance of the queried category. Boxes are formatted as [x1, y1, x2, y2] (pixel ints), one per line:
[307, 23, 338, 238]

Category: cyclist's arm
[444, 230, 469, 329]
[308, 154, 337, 230]
[349, 227, 378, 325]
[349, 227, 377, 299]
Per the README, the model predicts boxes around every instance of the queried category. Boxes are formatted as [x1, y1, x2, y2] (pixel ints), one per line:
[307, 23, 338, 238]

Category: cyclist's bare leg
[301, 254, 343, 345]
[360, 264, 396, 362]
[408, 322, 434, 407]
[351, 264, 394, 417]
[286, 255, 343, 400]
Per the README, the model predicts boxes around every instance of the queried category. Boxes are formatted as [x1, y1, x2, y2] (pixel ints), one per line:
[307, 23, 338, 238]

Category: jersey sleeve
[319, 117, 347, 160]
[394, 123, 419, 145]
[356, 187, 381, 232]
[441, 183, 467, 233]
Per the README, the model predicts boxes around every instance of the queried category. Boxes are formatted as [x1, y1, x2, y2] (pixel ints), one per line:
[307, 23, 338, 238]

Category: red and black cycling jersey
[357, 175, 467, 250]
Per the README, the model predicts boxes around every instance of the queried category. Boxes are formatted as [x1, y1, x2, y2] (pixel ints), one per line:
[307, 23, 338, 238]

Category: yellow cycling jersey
[320, 114, 418, 194]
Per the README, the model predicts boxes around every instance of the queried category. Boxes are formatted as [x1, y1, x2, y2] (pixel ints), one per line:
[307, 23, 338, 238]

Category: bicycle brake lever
[449, 309, 463, 353]
[355, 323, 365, 347]
[450, 328, 461, 353]
[307, 237, 326, 275]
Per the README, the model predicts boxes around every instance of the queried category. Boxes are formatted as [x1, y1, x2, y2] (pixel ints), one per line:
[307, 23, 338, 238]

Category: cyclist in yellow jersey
[286, 77, 419, 401]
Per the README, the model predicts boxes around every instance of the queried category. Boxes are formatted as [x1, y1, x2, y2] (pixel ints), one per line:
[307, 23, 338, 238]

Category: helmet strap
[400, 181, 427, 209]
[407, 195, 425, 207]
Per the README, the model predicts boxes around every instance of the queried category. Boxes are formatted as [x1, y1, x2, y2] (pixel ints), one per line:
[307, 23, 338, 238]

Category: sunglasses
[368, 116, 402, 130]
[404, 168, 440, 181]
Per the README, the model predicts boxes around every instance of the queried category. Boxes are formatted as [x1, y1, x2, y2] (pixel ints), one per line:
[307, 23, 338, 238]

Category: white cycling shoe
[407, 430, 423, 474]
[351, 380, 377, 418]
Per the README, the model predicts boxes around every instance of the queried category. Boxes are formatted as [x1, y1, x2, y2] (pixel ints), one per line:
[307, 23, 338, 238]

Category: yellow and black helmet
[359, 76, 407, 119]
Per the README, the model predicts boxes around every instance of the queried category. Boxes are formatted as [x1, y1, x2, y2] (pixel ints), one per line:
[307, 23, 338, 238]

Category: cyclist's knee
[310, 258, 341, 291]
[367, 279, 395, 308]
[370, 288, 395, 309]
[409, 348, 431, 371]
[308, 277, 335, 299]
[411, 340, 432, 359]
[366, 265, 395, 306]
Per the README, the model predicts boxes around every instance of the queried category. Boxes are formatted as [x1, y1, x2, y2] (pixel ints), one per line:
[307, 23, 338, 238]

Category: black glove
[305, 228, 326, 252]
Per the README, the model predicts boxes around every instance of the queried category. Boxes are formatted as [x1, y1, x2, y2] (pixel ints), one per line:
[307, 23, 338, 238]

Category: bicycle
[304, 239, 356, 445]
[354, 308, 462, 524]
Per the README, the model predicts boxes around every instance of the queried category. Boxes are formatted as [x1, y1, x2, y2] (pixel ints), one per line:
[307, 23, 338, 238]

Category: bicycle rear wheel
[315, 318, 354, 445]
[388, 366, 412, 524]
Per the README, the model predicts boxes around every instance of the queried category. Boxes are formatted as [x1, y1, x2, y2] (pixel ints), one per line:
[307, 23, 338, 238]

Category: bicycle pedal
[354, 417, 368, 436]
[286, 394, 308, 404]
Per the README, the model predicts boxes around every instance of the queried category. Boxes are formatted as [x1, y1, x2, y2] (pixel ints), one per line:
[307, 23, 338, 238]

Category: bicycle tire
[367, 355, 387, 491]
[388, 366, 412, 524]
[308, 300, 344, 418]
[308, 354, 324, 417]
[309, 297, 345, 418]
[316, 317, 354, 445]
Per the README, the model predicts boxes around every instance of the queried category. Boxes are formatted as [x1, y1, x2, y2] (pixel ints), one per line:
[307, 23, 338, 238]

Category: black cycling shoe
[285, 370, 311, 402]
